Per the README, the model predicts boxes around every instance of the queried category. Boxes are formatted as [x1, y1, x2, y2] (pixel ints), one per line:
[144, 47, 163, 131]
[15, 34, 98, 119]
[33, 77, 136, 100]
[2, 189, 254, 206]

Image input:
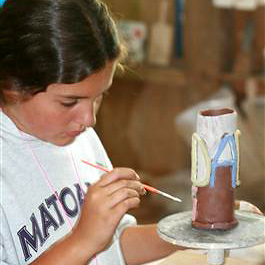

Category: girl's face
[3, 61, 116, 146]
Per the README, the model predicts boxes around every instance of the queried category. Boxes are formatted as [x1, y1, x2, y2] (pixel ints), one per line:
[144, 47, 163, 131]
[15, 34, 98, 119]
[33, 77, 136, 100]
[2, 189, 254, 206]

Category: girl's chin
[48, 135, 76, 146]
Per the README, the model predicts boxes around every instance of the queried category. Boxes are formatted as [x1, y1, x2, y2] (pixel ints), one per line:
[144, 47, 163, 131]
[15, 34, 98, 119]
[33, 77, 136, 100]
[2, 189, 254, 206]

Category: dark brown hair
[0, 0, 122, 104]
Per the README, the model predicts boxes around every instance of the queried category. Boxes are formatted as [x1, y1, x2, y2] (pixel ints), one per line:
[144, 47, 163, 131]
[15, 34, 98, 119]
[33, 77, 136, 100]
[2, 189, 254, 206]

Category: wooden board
[95, 79, 191, 176]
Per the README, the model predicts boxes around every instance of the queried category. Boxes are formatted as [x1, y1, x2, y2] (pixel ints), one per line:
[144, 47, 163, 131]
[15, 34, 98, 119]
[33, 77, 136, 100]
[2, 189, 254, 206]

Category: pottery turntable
[157, 109, 265, 265]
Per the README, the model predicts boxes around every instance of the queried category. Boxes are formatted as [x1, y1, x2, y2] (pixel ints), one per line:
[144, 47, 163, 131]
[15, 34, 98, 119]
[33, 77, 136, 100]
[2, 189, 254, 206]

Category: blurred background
[95, 0, 265, 224]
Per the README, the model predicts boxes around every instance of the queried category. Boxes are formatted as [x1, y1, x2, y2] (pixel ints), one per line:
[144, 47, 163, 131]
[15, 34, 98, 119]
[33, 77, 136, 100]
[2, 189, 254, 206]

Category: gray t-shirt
[0, 111, 136, 264]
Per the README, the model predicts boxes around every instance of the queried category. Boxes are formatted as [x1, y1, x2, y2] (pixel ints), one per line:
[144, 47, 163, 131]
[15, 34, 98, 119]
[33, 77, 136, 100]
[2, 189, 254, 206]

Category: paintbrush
[81, 160, 182, 203]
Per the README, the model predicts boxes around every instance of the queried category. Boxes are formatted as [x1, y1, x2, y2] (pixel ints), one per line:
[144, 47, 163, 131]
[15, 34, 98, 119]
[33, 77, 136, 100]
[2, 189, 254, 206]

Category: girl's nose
[75, 103, 96, 128]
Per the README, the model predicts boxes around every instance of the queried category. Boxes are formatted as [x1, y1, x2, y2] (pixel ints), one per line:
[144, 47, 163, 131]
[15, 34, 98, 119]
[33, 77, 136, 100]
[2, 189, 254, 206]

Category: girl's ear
[1, 89, 24, 105]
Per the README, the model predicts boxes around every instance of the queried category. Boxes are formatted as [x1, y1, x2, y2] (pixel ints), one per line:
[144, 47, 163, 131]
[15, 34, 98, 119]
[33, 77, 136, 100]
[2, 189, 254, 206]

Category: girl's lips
[66, 131, 82, 137]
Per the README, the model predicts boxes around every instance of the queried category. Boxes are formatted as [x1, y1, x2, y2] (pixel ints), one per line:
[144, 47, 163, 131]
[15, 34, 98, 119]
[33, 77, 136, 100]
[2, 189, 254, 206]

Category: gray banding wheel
[157, 211, 265, 265]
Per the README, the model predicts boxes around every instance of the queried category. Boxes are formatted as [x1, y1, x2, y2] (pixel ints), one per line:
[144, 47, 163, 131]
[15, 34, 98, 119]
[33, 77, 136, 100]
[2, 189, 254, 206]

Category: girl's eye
[60, 100, 78, 107]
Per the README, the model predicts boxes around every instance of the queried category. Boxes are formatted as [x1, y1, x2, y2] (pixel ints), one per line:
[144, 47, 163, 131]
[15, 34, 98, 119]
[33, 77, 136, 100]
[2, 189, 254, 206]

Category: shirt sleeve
[116, 214, 137, 263]
[95, 213, 137, 265]
[116, 214, 137, 236]
[86, 128, 113, 171]
[0, 237, 13, 265]
[0, 205, 20, 265]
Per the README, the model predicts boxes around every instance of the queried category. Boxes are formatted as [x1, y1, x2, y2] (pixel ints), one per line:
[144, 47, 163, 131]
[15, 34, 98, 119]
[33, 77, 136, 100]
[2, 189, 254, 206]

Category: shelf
[221, 73, 265, 82]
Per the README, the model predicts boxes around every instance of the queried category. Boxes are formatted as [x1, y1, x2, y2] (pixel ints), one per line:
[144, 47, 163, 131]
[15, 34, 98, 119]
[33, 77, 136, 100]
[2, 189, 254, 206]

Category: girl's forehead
[46, 62, 116, 97]
[46, 82, 102, 99]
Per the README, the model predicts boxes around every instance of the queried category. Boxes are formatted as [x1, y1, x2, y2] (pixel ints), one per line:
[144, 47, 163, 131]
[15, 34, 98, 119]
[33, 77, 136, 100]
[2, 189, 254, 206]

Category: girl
[0, 0, 179, 264]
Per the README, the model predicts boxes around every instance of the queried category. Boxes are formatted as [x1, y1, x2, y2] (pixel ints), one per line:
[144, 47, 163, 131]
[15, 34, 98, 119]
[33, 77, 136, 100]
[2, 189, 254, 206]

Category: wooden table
[157, 250, 261, 265]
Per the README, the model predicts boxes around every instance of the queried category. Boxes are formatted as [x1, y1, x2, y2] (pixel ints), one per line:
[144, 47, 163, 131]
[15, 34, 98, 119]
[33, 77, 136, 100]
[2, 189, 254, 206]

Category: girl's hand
[72, 168, 145, 256]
